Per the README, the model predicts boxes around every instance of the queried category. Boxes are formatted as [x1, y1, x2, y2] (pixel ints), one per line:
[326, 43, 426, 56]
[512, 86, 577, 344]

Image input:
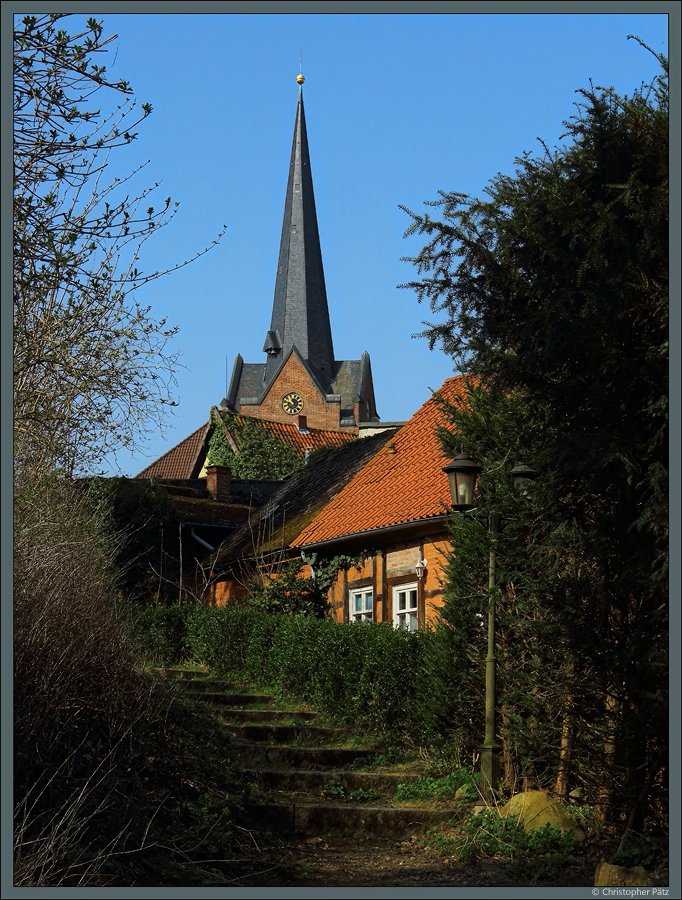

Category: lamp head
[443, 453, 482, 508]
[510, 459, 538, 496]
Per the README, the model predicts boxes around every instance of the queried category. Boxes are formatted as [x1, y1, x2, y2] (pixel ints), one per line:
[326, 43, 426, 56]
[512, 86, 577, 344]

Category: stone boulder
[454, 784, 478, 801]
[500, 790, 585, 842]
[594, 862, 654, 887]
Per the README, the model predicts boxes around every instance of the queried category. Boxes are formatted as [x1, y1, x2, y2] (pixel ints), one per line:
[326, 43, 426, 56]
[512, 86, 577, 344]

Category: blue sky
[76, 11, 668, 476]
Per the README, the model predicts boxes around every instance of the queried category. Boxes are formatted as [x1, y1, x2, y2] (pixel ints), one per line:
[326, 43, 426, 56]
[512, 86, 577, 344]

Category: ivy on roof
[207, 408, 304, 480]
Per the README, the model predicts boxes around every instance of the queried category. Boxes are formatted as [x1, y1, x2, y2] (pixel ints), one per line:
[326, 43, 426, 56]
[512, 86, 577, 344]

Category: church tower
[224, 75, 378, 433]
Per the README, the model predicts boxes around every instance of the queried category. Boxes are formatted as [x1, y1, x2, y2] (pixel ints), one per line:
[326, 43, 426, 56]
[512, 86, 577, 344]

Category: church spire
[263, 75, 335, 388]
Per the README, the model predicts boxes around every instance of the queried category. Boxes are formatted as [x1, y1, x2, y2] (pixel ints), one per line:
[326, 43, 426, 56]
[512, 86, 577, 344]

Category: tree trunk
[597, 691, 622, 822]
[554, 701, 575, 800]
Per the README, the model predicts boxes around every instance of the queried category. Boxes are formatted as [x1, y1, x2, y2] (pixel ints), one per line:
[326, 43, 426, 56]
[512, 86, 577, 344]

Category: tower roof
[225, 76, 378, 431]
[264, 82, 335, 389]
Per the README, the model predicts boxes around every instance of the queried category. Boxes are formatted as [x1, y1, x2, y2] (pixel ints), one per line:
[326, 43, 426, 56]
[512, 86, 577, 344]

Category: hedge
[130, 605, 457, 744]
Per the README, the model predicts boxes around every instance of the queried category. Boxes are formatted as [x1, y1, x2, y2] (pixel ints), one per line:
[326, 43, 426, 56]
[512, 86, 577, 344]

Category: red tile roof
[135, 415, 354, 480]
[295, 377, 470, 547]
[135, 422, 210, 479]
[214, 429, 395, 564]
[227, 416, 355, 455]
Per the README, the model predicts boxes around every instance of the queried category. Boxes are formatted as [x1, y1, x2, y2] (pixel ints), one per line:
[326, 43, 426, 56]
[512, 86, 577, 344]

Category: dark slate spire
[264, 79, 335, 388]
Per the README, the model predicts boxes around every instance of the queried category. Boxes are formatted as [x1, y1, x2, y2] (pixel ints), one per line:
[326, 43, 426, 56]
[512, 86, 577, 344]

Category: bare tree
[13, 14, 224, 473]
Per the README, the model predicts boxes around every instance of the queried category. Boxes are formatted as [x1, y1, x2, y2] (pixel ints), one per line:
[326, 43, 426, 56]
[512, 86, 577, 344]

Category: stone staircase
[157, 667, 456, 839]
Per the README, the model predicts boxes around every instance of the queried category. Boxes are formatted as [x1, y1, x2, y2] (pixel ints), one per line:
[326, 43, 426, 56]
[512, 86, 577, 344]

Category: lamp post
[443, 453, 537, 802]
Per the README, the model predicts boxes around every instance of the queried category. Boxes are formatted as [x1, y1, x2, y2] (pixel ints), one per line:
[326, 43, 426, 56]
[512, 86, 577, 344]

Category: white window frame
[350, 589, 373, 623]
[393, 583, 419, 632]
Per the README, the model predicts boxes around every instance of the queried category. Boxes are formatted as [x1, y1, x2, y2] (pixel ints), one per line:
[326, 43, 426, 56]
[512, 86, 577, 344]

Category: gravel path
[242, 835, 534, 888]
[226, 832, 604, 889]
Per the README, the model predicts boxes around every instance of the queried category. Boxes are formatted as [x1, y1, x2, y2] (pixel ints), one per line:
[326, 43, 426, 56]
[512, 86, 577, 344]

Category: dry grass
[12, 467, 275, 887]
[14, 470, 152, 736]
[13, 468, 156, 885]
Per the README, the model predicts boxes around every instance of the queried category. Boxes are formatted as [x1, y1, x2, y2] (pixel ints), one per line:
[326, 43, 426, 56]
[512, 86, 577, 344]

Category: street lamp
[442, 453, 482, 508]
[442, 454, 537, 802]
[509, 458, 538, 497]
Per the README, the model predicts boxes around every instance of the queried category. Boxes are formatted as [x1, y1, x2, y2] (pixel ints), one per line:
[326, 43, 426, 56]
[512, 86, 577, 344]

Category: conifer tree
[405, 42, 668, 830]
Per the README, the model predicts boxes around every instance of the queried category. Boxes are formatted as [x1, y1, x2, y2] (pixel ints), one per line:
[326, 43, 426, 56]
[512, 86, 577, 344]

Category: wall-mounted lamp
[414, 558, 427, 579]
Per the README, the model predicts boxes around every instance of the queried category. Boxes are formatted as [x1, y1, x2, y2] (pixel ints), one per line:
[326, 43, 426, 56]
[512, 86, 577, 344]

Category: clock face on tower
[281, 391, 304, 415]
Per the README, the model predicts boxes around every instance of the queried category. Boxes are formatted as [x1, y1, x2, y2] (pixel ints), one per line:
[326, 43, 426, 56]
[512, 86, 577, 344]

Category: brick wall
[208, 579, 248, 607]
[386, 545, 420, 575]
[240, 355, 356, 433]
[326, 534, 450, 628]
[206, 533, 451, 628]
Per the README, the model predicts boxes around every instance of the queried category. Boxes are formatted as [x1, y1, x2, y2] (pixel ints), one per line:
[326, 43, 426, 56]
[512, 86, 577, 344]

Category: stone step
[241, 799, 455, 837]
[181, 679, 248, 694]
[229, 742, 379, 770]
[182, 691, 277, 707]
[154, 667, 210, 680]
[216, 708, 317, 724]
[240, 768, 418, 799]
[221, 723, 348, 744]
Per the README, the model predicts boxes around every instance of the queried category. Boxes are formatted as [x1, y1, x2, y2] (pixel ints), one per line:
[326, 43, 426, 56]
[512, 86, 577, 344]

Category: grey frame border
[2, 3, 679, 899]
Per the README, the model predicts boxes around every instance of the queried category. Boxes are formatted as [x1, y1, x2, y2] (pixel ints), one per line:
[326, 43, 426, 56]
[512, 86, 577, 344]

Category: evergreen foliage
[132, 606, 434, 741]
[207, 408, 303, 479]
[403, 43, 668, 828]
[244, 557, 326, 617]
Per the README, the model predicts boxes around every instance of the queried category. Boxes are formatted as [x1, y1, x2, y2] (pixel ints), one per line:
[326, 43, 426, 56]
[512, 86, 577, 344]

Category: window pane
[351, 590, 373, 623]
[393, 583, 418, 631]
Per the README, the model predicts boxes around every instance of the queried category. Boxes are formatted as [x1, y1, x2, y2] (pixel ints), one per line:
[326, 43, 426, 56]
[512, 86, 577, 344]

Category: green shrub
[394, 769, 476, 802]
[129, 603, 195, 665]
[244, 558, 325, 617]
[127, 605, 495, 747]
[185, 605, 232, 670]
[143, 607, 442, 741]
[454, 808, 580, 875]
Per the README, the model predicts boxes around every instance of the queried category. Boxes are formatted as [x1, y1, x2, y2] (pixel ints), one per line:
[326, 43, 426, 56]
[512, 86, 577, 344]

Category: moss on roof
[169, 495, 252, 527]
[213, 429, 396, 567]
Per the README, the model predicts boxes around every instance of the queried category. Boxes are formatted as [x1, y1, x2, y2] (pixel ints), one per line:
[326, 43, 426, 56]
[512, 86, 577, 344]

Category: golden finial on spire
[296, 51, 304, 84]
[296, 74, 305, 84]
